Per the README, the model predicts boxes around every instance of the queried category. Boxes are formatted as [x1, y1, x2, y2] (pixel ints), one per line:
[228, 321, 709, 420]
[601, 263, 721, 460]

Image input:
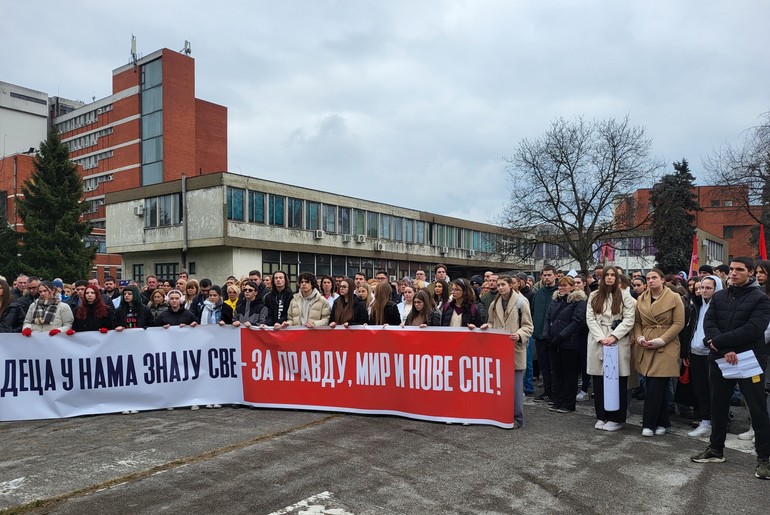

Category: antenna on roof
[180, 40, 192, 55]
[131, 35, 138, 70]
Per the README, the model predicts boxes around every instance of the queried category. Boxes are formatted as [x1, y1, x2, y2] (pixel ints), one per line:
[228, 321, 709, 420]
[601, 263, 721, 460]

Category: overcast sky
[2, 0, 768, 223]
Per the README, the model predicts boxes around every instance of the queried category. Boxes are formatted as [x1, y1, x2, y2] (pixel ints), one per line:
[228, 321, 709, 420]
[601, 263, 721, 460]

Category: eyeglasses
[243, 288, 256, 292]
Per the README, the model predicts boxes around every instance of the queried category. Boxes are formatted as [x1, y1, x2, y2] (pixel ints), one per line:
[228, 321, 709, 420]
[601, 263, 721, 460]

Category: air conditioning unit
[356, 235, 367, 244]
[342, 234, 352, 243]
[314, 230, 325, 239]
[375, 242, 385, 251]
[133, 205, 145, 217]
[106, 174, 113, 181]
[441, 246, 449, 255]
[96, 108, 103, 114]
[468, 249, 476, 257]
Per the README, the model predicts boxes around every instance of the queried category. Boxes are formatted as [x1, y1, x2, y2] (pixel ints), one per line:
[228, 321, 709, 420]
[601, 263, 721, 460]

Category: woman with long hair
[397, 285, 415, 324]
[22, 281, 74, 335]
[585, 266, 637, 432]
[184, 279, 200, 311]
[147, 289, 169, 326]
[0, 278, 24, 333]
[404, 289, 441, 327]
[633, 268, 685, 437]
[432, 281, 449, 311]
[440, 278, 486, 328]
[756, 260, 770, 295]
[356, 283, 373, 316]
[72, 284, 113, 332]
[329, 278, 368, 328]
[320, 275, 339, 310]
[369, 281, 401, 325]
[113, 285, 152, 331]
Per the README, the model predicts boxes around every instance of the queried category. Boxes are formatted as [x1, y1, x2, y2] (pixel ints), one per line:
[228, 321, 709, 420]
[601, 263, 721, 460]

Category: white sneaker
[206, 404, 222, 409]
[655, 426, 667, 436]
[190, 405, 200, 411]
[602, 421, 623, 432]
[687, 422, 711, 438]
[576, 391, 590, 402]
[642, 428, 654, 437]
[594, 420, 606, 430]
[738, 428, 755, 441]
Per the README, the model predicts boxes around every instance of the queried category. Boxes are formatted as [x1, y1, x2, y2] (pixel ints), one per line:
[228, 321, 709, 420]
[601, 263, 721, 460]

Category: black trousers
[709, 356, 770, 459]
[643, 376, 672, 430]
[689, 354, 711, 421]
[592, 374, 628, 423]
[578, 339, 591, 392]
[534, 338, 552, 395]
[549, 346, 579, 411]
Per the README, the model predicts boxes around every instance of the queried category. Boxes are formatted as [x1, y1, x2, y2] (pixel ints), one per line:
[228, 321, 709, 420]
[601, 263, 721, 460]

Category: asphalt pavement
[0, 395, 767, 514]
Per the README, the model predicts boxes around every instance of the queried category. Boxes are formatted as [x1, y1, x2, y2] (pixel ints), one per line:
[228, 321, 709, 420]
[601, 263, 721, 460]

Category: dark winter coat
[264, 288, 294, 325]
[440, 300, 486, 328]
[112, 303, 153, 329]
[330, 296, 369, 325]
[233, 298, 269, 325]
[704, 277, 770, 359]
[543, 289, 588, 350]
[532, 284, 558, 338]
[72, 302, 114, 332]
[156, 307, 198, 327]
[0, 302, 26, 333]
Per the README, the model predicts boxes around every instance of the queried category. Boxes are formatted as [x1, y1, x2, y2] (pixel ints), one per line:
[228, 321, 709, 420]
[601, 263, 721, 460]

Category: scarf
[201, 298, 223, 325]
[33, 298, 60, 325]
[300, 291, 319, 325]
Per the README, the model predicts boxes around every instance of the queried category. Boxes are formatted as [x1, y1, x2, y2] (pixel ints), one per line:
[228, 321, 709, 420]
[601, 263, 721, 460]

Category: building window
[269, 194, 285, 226]
[323, 204, 337, 233]
[380, 214, 392, 240]
[436, 225, 446, 246]
[367, 212, 378, 238]
[287, 198, 303, 229]
[306, 201, 321, 230]
[141, 58, 163, 186]
[415, 221, 426, 244]
[155, 263, 178, 281]
[226, 187, 245, 221]
[393, 217, 403, 241]
[404, 220, 413, 243]
[723, 226, 735, 239]
[248, 191, 265, 223]
[353, 209, 366, 235]
[188, 262, 196, 275]
[339, 207, 351, 234]
[132, 264, 144, 284]
[145, 193, 182, 228]
[724, 200, 733, 207]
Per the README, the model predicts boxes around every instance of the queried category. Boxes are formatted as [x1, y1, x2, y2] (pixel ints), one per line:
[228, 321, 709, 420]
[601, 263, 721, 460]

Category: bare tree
[503, 116, 661, 273]
[705, 111, 770, 250]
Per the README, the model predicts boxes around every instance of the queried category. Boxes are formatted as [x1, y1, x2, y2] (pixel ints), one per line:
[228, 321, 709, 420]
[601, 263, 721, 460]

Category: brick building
[1, 48, 227, 282]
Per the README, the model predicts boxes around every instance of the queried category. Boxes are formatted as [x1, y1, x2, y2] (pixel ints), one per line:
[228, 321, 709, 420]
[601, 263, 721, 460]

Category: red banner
[240, 327, 515, 428]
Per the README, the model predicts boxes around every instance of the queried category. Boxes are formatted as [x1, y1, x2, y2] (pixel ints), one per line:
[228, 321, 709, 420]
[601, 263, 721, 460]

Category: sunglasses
[243, 288, 256, 292]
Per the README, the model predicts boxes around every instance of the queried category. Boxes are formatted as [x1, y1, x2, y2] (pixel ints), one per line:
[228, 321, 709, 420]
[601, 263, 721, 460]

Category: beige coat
[632, 287, 685, 377]
[585, 288, 636, 377]
[486, 291, 534, 371]
[23, 301, 74, 333]
[286, 291, 331, 327]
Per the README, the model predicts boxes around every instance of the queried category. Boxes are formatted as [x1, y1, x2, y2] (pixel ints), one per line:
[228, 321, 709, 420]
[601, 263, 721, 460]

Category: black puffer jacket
[156, 307, 199, 327]
[440, 300, 486, 327]
[543, 289, 587, 350]
[704, 277, 770, 359]
[0, 302, 26, 333]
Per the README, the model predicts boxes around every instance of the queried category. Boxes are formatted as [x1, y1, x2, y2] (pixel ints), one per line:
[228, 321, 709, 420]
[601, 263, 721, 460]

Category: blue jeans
[524, 337, 534, 393]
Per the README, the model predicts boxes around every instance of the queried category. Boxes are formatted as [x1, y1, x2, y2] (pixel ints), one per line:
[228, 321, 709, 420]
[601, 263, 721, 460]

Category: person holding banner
[586, 266, 636, 432]
[482, 274, 533, 428]
[0, 278, 25, 333]
[264, 271, 294, 327]
[71, 285, 113, 333]
[632, 268, 685, 437]
[232, 281, 268, 328]
[404, 289, 441, 327]
[329, 278, 369, 328]
[113, 285, 153, 331]
[22, 281, 74, 335]
[370, 281, 401, 326]
[441, 278, 486, 329]
[282, 273, 331, 328]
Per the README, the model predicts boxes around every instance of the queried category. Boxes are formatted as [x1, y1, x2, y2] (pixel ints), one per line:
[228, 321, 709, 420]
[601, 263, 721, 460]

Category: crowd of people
[1, 258, 769, 479]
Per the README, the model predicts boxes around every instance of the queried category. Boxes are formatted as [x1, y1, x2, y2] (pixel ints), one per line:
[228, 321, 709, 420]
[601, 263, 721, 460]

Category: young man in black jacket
[264, 271, 294, 327]
[691, 257, 770, 480]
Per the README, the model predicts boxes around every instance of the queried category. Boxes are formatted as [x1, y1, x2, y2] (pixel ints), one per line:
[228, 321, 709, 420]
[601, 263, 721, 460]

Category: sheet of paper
[603, 345, 620, 411]
[716, 350, 764, 379]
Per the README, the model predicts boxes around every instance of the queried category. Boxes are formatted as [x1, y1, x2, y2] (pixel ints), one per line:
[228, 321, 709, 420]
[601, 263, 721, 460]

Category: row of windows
[55, 104, 113, 134]
[145, 193, 182, 228]
[132, 262, 196, 284]
[225, 187, 502, 251]
[66, 127, 113, 152]
[84, 198, 105, 214]
[83, 174, 114, 192]
[74, 150, 113, 171]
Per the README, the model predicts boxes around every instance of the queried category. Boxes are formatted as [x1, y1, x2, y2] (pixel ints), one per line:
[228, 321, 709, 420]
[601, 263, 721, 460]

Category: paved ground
[0, 395, 767, 514]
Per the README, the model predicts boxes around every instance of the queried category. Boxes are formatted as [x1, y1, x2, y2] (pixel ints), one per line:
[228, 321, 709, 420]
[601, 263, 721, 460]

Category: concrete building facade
[106, 172, 531, 284]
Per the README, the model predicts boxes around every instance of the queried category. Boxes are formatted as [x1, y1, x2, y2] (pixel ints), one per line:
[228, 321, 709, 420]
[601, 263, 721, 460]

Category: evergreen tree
[650, 159, 701, 274]
[0, 225, 22, 277]
[16, 129, 95, 281]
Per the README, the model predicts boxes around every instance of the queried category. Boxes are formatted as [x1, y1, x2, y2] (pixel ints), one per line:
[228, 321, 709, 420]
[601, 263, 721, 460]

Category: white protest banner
[603, 344, 620, 411]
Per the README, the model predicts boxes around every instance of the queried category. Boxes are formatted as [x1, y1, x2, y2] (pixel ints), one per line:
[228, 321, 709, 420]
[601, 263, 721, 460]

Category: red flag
[760, 224, 767, 260]
[688, 233, 698, 278]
